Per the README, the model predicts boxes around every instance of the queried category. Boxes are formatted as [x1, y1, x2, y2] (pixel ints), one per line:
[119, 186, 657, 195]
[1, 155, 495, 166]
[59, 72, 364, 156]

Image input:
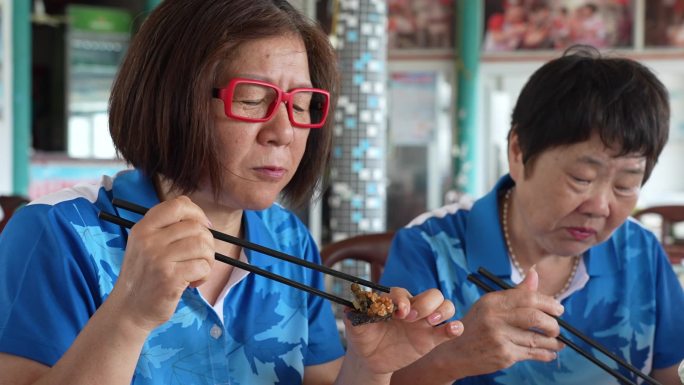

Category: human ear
[508, 130, 525, 183]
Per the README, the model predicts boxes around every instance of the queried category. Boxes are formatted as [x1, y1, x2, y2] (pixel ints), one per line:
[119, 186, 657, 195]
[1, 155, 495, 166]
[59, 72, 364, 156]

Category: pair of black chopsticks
[468, 268, 661, 385]
[98, 198, 389, 309]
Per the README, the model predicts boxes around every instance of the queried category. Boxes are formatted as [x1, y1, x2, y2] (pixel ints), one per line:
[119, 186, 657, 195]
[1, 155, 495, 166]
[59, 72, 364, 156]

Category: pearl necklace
[502, 188, 580, 299]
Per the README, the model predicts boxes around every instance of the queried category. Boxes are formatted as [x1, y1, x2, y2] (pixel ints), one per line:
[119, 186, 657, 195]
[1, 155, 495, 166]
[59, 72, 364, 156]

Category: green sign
[67, 5, 131, 34]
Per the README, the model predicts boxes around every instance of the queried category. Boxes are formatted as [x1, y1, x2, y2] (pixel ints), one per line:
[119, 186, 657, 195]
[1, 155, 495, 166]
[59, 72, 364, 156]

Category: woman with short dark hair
[383, 46, 684, 385]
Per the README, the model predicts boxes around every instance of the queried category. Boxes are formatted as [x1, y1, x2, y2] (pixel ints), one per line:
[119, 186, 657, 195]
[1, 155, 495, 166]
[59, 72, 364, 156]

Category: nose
[579, 185, 611, 218]
[258, 102, 294, 146]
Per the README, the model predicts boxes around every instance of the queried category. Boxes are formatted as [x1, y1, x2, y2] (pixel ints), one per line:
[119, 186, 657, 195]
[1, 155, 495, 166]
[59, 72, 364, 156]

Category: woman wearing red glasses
[0, 1, 463, 384]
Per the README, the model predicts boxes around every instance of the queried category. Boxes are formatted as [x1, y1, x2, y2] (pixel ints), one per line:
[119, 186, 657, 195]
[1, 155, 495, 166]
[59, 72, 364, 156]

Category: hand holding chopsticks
[100, 198, 389, 310]
[96, 197, 466, 383]
[468, 267, 662, 385]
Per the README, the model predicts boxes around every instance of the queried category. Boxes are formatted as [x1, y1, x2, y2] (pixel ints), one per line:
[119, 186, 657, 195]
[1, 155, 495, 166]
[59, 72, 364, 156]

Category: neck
[501, 187, 580, 299]
[501, 188, 541, 266]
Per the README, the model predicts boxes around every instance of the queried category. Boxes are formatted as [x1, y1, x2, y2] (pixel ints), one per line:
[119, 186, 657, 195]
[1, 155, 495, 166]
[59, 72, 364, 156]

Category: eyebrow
[576, 155, 645, 175]
[233, 74, 313, 89]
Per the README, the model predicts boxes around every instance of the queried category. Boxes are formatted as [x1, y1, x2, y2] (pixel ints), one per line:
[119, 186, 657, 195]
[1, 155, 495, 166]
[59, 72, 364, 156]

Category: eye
[291, 92, 313, 114]
[232, 83, 274, 109]
[614, 184, 640, 196]
[292, 103, 308, 113]
[571, 175, 591, 185]
[235, 98, 266, 107]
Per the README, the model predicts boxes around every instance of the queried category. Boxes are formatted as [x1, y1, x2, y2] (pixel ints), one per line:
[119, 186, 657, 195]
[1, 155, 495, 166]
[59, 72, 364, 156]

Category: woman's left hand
[343, 287, 463, 376]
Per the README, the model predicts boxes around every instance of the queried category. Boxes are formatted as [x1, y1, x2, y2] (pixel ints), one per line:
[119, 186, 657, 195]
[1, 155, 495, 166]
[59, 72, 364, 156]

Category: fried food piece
[347, 283, 395, 326]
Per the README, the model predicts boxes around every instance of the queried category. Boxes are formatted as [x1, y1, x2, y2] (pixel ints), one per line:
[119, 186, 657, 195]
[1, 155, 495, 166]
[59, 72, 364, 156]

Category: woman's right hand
[107, 196, 215, 332]
[399, 268, 566, 383]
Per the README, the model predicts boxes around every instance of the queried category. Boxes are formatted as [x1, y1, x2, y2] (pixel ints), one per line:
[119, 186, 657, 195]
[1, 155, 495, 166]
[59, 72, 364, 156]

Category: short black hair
[510, 45, 669, 183]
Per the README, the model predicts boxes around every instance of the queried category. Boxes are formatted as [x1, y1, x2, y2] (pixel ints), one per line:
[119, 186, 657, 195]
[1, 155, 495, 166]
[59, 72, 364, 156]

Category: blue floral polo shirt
[381, 175, 684, 385]
[0, 169, 344, 384]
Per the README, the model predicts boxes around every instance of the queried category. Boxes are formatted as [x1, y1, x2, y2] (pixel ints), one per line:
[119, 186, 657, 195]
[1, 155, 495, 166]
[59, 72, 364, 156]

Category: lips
[253, 166, 287, 180]
[567, 227, 597, 241]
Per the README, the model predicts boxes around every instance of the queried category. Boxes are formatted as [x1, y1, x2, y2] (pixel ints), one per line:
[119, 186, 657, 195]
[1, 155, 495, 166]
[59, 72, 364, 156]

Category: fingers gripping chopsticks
[468, 268, 662, 385]
[99, 198, 389, 309]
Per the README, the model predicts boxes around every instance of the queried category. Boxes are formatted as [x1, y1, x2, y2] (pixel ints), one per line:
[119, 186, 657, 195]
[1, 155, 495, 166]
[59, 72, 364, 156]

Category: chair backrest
[633, 205, 684, 264]
[0, 195, 30, 233]
[320, 232, 395, 283]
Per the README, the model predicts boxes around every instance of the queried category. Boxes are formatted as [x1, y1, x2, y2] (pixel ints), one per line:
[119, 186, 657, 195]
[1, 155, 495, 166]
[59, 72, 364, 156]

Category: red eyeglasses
[212, 78, 330, 129]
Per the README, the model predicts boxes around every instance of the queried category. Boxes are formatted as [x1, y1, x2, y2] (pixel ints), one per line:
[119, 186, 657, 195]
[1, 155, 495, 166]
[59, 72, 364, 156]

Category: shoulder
[405, 188, 475, 229]
[0, 174, 127, 273]
[7, 176, 114, 234]
[594, 217, 669, 276]
[406, 200, 472, 228]
[0, 177, 118, 301]
[400, 198, 472, 238]
[389, 202, 472, 265]
[612, 216, 662, 250]
[30, 175, 113, 207]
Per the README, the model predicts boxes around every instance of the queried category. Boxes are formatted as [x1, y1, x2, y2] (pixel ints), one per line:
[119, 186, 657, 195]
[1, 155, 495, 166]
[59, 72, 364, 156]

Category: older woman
[382, 46, 684, 385]
[0, 1, 463, 384]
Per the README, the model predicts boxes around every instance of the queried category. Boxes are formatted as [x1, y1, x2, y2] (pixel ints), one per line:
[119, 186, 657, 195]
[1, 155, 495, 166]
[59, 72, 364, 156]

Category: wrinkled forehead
[561, 134, 647, 169]
[215, 33, 308, 83]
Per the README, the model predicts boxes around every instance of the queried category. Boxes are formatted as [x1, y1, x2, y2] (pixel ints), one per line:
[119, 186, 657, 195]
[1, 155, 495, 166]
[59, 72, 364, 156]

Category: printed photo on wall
[645, 0, 684, 47]
[388, 0, 455, 51]
[483, 0, 633, 52]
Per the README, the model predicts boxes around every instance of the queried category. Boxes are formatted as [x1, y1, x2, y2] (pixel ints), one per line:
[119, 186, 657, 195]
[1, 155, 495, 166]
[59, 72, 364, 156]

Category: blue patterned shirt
[381, 175, 684, 385]
[0, 169, 344, 384]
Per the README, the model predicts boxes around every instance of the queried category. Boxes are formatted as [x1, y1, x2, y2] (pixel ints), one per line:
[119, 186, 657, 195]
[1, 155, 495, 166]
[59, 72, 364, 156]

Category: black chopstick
[111, 198, 389, 293]
[476, 267, 661, 385]
[98, 210, 355, 308]
[466, 274, 636, 385]
[468, 269, 660, 385]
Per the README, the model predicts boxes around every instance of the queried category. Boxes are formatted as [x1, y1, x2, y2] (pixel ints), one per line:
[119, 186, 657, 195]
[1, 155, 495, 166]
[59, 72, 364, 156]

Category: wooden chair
[0, 195, 31, 233]
[320, 232, 395, 283]
[633, 205, 684, 264]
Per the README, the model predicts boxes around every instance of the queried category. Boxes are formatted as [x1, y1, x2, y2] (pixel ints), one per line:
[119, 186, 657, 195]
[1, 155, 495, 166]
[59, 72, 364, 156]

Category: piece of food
[347, 283, 395, 326]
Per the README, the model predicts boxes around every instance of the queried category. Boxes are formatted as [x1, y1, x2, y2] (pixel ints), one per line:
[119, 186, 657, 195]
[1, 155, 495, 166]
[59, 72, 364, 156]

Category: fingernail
[406, 309, 418, 321]
[555, 302, 564, 315]
[449, 322, 463, 335]
[428, 312, 442, 325]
